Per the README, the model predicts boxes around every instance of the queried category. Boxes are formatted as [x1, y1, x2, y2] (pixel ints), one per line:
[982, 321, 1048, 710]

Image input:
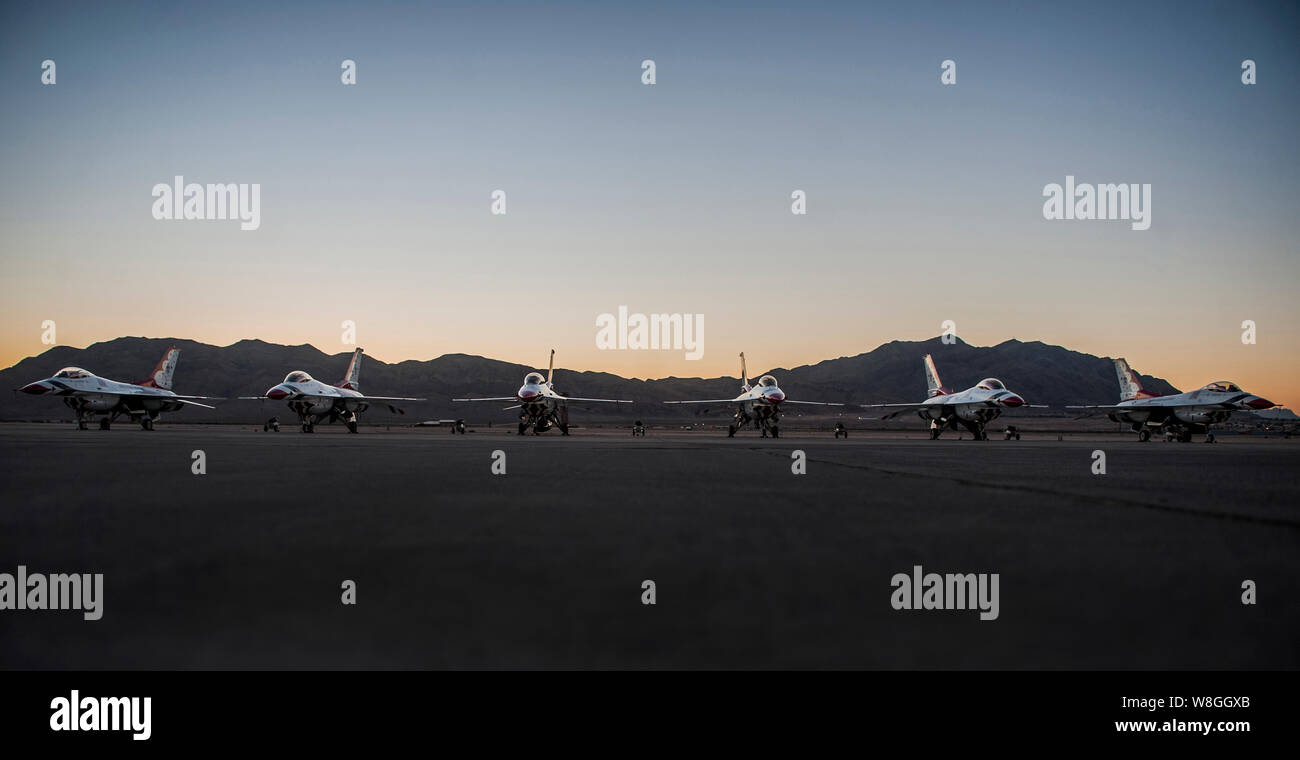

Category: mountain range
[0, 336, 1181, 423]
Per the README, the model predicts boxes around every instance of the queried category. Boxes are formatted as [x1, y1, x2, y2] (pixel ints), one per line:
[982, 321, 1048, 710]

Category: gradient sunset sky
[2, 1, 1297, 402]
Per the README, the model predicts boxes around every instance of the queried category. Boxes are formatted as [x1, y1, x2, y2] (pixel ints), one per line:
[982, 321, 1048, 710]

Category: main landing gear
[1140, 425, 1216, 443]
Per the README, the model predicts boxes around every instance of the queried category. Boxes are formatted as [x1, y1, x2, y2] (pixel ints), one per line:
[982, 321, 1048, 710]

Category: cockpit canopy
[284, 371, 313, 384]
[1200, 381, 1241, 393]
[524, 372, 545, 386]
[757, 375, 778, 387]
[977, 378, 1005, 391]
[54, 367, 91, 379]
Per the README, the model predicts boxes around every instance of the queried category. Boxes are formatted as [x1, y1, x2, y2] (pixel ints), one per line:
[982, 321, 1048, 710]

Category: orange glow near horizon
[1, 320, 1295, 408]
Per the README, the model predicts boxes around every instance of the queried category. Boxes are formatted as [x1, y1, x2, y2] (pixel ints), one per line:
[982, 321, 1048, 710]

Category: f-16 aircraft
[17, 346, 215, 430]
[252, 348, 421, 433]
[864, 354, 1036, 440]
[663, 352, 843, 438]
[1069, 358, 1275, 442]
[453, 349, 631, 435]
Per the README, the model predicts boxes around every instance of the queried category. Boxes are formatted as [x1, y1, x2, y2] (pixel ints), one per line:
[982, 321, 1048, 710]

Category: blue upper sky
[0, 0, 1296, 397]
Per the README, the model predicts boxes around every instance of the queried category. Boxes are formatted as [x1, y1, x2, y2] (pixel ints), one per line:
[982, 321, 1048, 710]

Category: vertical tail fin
[336, 348, 363, 391]
[923, 354, 950, 397]
[138, 346, 181, 390]
[546, 349, 555, 387]
[1114, 358, 1157, 401]
[739, 352, 749, 391]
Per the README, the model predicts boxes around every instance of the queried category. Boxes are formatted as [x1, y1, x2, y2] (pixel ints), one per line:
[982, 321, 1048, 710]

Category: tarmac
[0, 422, 1296, 669]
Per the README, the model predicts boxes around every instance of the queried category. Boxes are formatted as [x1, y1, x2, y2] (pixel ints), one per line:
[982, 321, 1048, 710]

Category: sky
[1, 1, 1297, 402]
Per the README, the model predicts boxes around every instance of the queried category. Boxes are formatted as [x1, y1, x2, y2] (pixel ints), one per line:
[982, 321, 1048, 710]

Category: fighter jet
[453, 350, 631, 435]
[1069, 358, 1275, 443]
[252, 348, 422, 433]
[663, 352, 843, 438]
[17, 346, 215, 430]
[863, 354, 1037, 440]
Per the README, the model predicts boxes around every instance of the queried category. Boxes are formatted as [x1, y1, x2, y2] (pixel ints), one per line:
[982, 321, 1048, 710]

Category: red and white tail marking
[923, 354, 950, 397]
[336, 348, 363, 391]
[137, 346, 180, 390]
[1114, 358, 1159, 401]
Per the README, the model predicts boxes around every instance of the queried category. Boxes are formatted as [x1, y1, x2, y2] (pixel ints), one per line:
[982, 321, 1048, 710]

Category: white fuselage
[266, 378, 369, 416]
[516, 379, 569, 423]
[1109, 388, 1272, 427]
[734, 384, 787, 419]
[918, 385, 1024, 422]
[21, 374, 186, 414]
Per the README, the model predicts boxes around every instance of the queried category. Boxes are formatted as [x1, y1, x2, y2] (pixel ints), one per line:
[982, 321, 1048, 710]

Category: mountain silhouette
[0, 336, 1179, 423]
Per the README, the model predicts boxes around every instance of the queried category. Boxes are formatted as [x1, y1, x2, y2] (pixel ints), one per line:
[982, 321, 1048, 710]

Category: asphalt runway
[1, 423, 1296, 669]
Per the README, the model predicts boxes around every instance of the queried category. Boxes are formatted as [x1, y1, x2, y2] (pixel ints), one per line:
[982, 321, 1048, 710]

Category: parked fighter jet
[863, 354, 1037, 440]
[251, 348, 421, 433]
[17, 346, 215, 430]
[663, 352, 843, 438]
[1069, 358, 1275, 442]
[453, 349, 631, 435]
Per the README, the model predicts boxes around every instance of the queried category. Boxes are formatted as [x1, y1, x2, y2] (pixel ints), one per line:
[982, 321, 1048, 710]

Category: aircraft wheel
[1015, 434, 1021, 441]
[518, 423, 528, 435]
[1206, 433, 1216, 443]
[560, 423, 570, 436]
[727, 425, 736, 438]
[77, 420, 87, 430]
[1138, 429, 1150, 442]
[346, 420, 358, 434]
[770, 426, 779, 438]
[929, 428, 940, 440]
[99, 418, 111, 430]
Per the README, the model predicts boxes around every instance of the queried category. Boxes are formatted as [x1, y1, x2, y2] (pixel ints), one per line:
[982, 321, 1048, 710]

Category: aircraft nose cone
[1245, 396, 1274, 409]
[768, 391, 785, 404]
[265, 386, 291, 400]
[19, 381, 52, 395]
[1001, 394, 1024, 407]
[518, 389, 539, 401]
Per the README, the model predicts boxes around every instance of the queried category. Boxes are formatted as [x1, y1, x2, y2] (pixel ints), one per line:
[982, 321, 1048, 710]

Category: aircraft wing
[174, 398, 217, 409]
[663, 399, 744, 405]
[860, 402, 929, 420]
[94, 386, 220, 401]
[559, 397, 633, 404]
[353, 395, 425, 402]
[453, 397, 518, 402]
[782, 400, 845, 406]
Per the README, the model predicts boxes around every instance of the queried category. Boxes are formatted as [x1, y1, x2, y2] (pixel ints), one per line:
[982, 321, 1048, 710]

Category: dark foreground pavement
[0, 424, 1296, 669]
